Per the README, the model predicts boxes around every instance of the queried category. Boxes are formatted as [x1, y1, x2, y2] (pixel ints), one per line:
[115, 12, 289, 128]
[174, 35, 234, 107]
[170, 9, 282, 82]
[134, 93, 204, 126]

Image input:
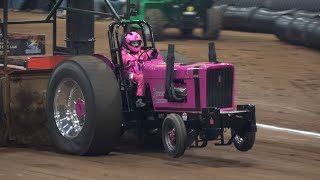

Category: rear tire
[162, 113, 187, 158]
[145, 9, 165, 41]
[46, 55, 122, 156]
[203, 5, 224, 40]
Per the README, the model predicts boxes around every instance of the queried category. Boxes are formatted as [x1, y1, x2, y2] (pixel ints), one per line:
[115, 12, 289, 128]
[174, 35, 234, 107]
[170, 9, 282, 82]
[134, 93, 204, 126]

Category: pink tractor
[45, 19, 257, 158]
[0, 0, 256, 158]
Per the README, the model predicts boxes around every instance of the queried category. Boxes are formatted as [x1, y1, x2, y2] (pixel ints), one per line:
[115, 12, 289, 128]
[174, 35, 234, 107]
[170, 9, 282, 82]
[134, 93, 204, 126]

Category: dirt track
[0, 12, 319, 180]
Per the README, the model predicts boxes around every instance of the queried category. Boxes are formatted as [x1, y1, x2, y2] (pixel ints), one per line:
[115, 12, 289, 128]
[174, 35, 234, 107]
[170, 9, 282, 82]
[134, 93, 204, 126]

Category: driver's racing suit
[121, 49, 162, 97]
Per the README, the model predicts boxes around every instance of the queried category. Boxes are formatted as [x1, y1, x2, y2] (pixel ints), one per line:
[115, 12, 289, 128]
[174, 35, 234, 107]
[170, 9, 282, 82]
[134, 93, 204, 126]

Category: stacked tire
[223, 6, 259, 31]
[250, 8, 295, 33]
[214, 0, 320, 49]
[262, 0, 320, 12]
[215, 0, 266, 7]
[274, 15, 320, 49]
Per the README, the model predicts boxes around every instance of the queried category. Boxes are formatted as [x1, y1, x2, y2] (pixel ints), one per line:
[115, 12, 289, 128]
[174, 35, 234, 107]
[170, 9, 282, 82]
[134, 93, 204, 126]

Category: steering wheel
[137, 48, 158, 63]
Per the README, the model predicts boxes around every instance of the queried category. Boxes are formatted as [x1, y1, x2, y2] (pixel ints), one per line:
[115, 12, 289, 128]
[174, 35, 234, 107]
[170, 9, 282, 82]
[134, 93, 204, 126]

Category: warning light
[186, 6, 194, 12]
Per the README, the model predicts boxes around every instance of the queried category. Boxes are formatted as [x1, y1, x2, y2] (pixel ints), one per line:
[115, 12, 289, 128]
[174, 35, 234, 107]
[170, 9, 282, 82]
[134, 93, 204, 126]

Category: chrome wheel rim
[164, 123, 176, 150]
[234, 134, 244, 144]
[54, 79, 86, 139]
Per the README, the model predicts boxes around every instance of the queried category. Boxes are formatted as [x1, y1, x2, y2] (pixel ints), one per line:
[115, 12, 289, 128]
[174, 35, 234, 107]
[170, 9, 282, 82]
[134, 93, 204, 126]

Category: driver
[121, 32, 162, 107]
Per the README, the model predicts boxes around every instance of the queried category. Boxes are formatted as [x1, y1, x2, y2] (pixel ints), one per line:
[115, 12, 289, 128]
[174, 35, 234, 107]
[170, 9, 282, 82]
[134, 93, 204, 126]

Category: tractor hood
[143, 60, 234, 79]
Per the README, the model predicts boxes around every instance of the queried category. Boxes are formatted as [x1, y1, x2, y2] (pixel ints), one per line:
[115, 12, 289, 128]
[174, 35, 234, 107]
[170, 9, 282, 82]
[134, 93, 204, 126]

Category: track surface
[0, 12, 319, 180]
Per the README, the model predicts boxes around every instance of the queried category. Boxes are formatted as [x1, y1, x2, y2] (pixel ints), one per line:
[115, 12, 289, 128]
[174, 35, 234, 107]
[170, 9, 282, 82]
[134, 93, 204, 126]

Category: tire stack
[218, 0, 267, 31]
[213, 0, 320, 49]
[275, 15, 320, 49]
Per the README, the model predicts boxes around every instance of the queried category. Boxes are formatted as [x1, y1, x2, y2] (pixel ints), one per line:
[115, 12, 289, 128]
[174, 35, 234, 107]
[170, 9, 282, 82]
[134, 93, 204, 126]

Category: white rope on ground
[257, 123, 320, 139]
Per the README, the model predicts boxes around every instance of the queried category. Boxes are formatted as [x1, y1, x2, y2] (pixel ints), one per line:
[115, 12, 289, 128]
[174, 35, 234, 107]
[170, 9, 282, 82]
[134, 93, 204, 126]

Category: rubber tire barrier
[250, 8, 296, 33]
[286, 16, 314, 45]
[223, 6, 259, 31]
[214, 0, 234, 6]
[145, 9, 164, 41]
[162, 113, 187, 158]
[274, 15, 294, 41]
[305, 17, 320, 49]
[262, 0, 320, 12]
[293, 10, 320, 18]
[46, 55, 122, 156]
[215, 0, 266, 7]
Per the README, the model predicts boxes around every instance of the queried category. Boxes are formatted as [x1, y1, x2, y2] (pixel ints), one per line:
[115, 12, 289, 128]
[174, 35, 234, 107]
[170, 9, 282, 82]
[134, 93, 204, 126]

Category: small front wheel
[232, 129, 256, 152]
[162, 113, 187, 158]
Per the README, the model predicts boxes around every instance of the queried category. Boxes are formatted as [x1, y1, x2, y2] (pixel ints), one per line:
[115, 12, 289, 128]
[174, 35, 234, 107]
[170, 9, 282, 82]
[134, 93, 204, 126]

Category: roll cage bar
[0, 0, 145, 73]
[1, 0, 157, 112]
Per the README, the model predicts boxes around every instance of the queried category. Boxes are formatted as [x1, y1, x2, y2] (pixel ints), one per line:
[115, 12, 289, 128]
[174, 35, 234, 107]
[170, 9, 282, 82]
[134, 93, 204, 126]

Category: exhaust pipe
[164, 44, 185, 102]
[208, 42, 218, 63]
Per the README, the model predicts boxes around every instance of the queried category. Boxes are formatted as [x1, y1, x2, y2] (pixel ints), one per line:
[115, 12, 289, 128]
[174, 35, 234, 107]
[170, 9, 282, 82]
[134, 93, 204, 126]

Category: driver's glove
[127, 60, 135, 68]
[151, 49, 158, 59]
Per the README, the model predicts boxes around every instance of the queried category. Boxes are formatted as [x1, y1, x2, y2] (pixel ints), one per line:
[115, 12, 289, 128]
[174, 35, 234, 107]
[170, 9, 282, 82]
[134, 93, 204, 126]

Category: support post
[66, 0, 95, 55]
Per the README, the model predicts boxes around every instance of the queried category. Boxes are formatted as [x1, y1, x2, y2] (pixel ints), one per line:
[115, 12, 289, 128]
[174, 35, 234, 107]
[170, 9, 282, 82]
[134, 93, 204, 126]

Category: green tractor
[129, 0, 224, 40]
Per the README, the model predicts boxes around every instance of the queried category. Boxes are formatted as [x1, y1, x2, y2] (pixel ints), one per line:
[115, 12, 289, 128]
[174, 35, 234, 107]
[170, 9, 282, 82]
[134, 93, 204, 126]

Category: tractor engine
[143, 43, 234, 112]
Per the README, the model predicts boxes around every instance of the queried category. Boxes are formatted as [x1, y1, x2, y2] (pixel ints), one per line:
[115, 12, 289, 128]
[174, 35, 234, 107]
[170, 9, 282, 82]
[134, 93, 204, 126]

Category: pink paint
[142, 59, 235, 112]
[75, 99, 85, 119]
[210, 117, 214, 125]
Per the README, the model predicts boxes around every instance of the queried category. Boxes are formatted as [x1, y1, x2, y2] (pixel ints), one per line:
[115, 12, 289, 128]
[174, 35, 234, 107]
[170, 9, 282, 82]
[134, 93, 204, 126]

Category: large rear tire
[162, 113, 187, 158]
[145, 9, 165, 41]
[46, 55, 122, 156]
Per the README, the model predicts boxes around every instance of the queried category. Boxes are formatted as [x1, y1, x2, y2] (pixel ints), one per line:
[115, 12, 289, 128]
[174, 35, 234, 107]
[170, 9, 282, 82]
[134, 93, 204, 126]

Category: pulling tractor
[129, 0, 224, 40]
[0, 0, 257, 157]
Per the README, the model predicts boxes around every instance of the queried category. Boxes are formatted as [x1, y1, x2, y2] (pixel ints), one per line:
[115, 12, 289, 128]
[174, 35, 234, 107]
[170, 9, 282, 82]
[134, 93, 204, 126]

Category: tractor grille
[206, 68, 233, 108]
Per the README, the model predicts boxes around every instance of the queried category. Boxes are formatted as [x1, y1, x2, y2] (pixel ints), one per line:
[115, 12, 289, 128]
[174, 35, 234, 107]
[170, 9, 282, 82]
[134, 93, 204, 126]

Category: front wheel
[162, 113, 187, 158]
[232, 129, 256, 152]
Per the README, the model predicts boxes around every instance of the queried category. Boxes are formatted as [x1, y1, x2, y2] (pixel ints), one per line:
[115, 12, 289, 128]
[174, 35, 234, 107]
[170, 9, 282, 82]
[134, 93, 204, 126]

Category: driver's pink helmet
[125, 32, 142, 53]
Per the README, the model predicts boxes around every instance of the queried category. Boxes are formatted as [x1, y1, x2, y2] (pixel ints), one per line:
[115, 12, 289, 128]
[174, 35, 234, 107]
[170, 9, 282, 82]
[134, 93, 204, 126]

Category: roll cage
[1, 0, 149, 112]
[108, 20, 157, 111]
